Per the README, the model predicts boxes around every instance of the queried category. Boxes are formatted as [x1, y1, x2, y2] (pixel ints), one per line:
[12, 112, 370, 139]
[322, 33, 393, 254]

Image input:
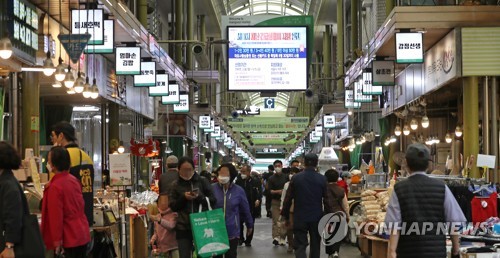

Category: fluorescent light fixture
[118, 2, 127, 12]
[73, 106, 99, 112]
[105, 0, 113, 6]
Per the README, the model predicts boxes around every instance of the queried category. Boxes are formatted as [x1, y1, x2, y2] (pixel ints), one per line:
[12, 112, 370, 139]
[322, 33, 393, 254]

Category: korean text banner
[173, 94, 190, 113]
[161, 84, 180, 104]
[227, 26, 308, 91]
[71, 9, 104, 45]
[149, 74, 169, 96]
[134, 62, 157, 87]
[116, 47, 141, 75]
[396, 32, 423, 64]
[84, 20, 114, 54]
[227, 117, 309, 133]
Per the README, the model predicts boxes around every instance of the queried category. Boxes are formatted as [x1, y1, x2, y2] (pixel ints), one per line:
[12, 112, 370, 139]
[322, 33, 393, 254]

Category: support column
[21, 72, 40, 157]
[199, 15, 208, 104]
[351, 0, 358, 57]
[483, 77, 489, 155]
[336, 0, 345, 92]
[463, 77, 480, 178]
[323, 25, 332, 94]
[109, 102, 120, 153]
[186, 0, 194, 103]
[492, 77, 499, 182]
[136, 0, 148, 28]
[175, 0, 184, 64]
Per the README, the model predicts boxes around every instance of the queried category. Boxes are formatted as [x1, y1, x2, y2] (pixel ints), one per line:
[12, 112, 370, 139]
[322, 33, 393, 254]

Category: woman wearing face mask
[169, 157, 216, 258]
[212, 163, 254, 258]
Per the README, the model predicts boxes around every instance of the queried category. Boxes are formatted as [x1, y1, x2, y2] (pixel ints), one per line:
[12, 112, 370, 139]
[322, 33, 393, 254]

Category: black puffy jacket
[169, 173, 216, 232]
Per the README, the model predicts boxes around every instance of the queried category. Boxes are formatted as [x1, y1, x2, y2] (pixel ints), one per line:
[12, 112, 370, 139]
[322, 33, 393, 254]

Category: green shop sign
[227, 117, 309, 133]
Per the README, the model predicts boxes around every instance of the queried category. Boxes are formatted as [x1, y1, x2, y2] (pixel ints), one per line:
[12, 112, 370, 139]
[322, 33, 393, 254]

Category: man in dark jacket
[385, 144, 465, 258]
[159, 155, 179, 194]
[235, 164, 262, 246]
[267, 160, 288, 246]
[282, 153, 333, 258]
[262, 165, 274, 218]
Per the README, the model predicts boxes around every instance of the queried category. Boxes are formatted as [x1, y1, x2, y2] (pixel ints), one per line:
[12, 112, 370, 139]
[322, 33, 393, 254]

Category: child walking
[150, 193, 179, 258]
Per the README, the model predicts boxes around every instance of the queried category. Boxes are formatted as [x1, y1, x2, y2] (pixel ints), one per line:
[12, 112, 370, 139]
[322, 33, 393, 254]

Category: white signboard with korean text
[71, 9, 104, 45]
[115, 47, 141, 75]
[315, 126, 323, 137]
[84, 19, 113, 53]
[173, 94, 189, 113]
[362, 72, 382, 95]
[149, 74, 169, 96]
[161, 84, 180, 104]
[323, 115, 336, 129]
[372, 60, 395, 86]
[345, 90, 361, 109]
[134, 62, 156, 87]
[109, 153, 132, 186]
[424, 29, 460, 93]
[205, 120, 215, 133]
[354, 81, 372, 103]
[199, 116, 211, 129]
[211, 126, 221, 138]
[396, 33, 423, 64]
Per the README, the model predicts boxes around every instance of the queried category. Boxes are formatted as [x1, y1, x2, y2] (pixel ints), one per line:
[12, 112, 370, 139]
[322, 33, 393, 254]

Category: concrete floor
[236, 212, 364, 258]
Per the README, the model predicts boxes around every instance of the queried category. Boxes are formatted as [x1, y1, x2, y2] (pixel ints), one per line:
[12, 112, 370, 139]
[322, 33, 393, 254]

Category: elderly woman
[212, 163, 254, 258]
[0, 142, 24, 258]
[42, 146, 90, 258]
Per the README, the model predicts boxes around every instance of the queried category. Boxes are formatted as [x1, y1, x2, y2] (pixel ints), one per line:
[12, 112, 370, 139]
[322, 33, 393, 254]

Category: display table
[358, 235, 388, 258]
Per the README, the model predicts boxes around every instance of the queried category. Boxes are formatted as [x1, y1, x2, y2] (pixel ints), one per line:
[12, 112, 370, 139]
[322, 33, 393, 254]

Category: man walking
[262, 165, 274, 218]
[267, 160, 288, 246]
[385, 143, 465, 258]
[235, 164, 261, 246]
[159, 155, 179, 194]
[282, 153, 332, 258]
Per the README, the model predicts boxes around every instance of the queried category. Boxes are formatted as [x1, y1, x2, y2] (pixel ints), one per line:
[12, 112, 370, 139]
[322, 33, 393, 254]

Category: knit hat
[405, 143, 431, 162]
[166, 155, 178, 165]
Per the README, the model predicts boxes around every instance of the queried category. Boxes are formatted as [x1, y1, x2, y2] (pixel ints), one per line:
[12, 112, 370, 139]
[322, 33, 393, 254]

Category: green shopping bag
[190, 198, 230, 258]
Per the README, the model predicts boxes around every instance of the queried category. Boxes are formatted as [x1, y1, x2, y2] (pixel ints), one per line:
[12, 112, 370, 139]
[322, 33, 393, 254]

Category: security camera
[249, 140, 254, 146]
[305, 89, 314, 98]
[192, 44, 209, 69]
[231, 110, 239, 119]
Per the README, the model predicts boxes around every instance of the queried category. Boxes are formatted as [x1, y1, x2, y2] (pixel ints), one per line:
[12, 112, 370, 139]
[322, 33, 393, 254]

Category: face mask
[46, 163, 52, 172]
[241, 174, 247, 180]
[275, 167, 282, 173]
[218, 176, 230, 184]
[179, 172, 194, 181]
[289, 174, 293, 180]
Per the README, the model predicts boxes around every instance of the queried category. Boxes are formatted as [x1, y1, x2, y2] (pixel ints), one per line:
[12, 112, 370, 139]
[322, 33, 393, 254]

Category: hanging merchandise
[129, 138, 161, 157]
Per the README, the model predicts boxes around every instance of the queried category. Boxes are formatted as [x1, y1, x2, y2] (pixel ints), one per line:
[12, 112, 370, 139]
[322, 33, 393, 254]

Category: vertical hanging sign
[344, 90, 361, 109]
[71, 9, 104, 45]
[395, 32, 424, 64]
[199, 116, 211, 129]
[323, 115, 336, 129]
[84, 19, 114, 53]
[115, 47, 141, 75]
[372, 60, 395, 86]
[362, 71, 382, 95]
[174, 94, 190, 113]
[134, 61, 157, 87]
[161, 84, 180, 104]
[354, 81, 372, 102]
[149, 74, 169, 96]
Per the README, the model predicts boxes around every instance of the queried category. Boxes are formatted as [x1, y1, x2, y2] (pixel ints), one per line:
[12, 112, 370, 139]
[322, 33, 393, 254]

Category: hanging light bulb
[390, 135, 397, 143]
[73, 73, 85, 93]
[64, 68, 75, 88]
[54, 58, 66, 81]
[403, 125, 411, 135]
[0, 36, 13, 59]
[434, 136, 440, 144]
[347, 108, 353, 116]
[425, 137, 433, 145]
[117, 145, 125, 154]
[410, 118, 419, 130]
[66, 88, 76, 94]
[384, 140, 390, 146]
[394, 125, 402, 136]
[360, 135, 366, 144]
[52, 81, 62, 88]
[445, 133, 452, 143]
[356, 137, 362, 145]
[42, 51, 55, 76]
[421, 115, 429, 128]
[82, 79, 92, 99]
[455, 125, 463, 137]
[90, 79, 99, 99]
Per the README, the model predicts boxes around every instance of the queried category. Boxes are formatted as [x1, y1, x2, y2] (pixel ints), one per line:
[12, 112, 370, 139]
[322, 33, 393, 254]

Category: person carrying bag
[189, 197, 230, 258]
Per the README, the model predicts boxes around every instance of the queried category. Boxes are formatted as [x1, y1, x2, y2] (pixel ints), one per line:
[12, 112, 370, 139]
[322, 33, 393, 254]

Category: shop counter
[358, 234, 388, 258]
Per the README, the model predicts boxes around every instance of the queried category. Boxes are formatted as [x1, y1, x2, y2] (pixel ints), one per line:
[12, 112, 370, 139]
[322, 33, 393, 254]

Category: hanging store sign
[173, 94, 189, 113]
[424, 29, 460, 92]
[58, 34, 91, 64]
[354, 81, 371, 103]
[205, 120, 215, 133]
[323, 115, 336, 129]
[362, 72, 382, 95]
[134, 61, 156, 87]
[344, 90, 361, 109]
[161, 84, 180, 104]
[84, 19, 114, 53]
[396, 32, 423, 64]
[372, 60, 395, 86]
[199, 116, 211, 129]
[148, 74, 169, 96]
[71, 9, 104, 45]
[211, 126, 221, 138]
[227, 117, 309, 133]
[8, 0, 38, 56]
[116, 47, 141, 75]
[315, 126, 323, 137]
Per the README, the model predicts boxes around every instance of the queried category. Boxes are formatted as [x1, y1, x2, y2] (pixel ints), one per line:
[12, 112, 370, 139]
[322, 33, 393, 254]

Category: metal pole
[483, 76, 490, 155]
[492, 76, 499, 182]
[336, 0, 344, 92]
[101, 102, 107, 185]
[11, 72, 18, 148]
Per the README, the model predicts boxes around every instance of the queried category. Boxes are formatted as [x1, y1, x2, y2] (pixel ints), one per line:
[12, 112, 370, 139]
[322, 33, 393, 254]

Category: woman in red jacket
[42, 146, 90, 258]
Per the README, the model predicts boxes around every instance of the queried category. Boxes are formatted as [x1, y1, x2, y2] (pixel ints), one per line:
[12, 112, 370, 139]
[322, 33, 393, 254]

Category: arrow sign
[58, 34, 91, 64]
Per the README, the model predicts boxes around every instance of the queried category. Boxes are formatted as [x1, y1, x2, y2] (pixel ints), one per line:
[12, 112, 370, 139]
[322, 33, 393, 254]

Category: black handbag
[12, 184, 46, 258]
